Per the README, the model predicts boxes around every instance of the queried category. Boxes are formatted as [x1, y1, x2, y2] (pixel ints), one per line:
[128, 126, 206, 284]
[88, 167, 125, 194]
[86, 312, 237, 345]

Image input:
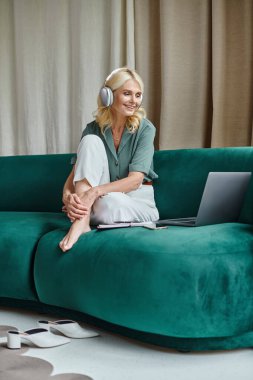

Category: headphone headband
[104, 68, 134, 86]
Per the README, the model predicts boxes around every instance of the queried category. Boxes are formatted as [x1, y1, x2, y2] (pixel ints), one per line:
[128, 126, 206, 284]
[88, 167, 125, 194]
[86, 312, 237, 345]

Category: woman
[60, 67, 159, 252]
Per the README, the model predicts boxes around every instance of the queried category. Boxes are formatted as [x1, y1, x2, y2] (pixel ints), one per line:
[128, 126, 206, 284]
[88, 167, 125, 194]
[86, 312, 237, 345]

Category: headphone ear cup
[100, 87, 113, 107]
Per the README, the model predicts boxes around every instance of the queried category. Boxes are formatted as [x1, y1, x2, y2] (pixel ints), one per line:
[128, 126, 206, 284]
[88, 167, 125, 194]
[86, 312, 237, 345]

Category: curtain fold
[0, 0, 253, 155]
[134, 0, 162, 150]
[211, 0, 253, 147]
[0, 0, 17, 155]
[158, 0, 213, 149]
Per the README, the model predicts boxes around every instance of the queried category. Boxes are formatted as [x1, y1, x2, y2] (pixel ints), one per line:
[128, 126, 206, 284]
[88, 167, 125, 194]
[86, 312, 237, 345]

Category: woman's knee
[77, 135, 105, 154]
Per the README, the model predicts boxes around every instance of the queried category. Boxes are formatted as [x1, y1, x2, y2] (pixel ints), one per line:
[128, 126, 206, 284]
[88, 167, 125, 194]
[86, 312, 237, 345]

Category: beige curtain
[0, 0, 136, 155]
[135, 0, 253, 150]
[0, 0, 253, 155]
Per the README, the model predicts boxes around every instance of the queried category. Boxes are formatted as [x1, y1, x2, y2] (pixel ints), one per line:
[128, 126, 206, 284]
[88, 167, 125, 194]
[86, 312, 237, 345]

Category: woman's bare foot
[59, 218, 91, 252]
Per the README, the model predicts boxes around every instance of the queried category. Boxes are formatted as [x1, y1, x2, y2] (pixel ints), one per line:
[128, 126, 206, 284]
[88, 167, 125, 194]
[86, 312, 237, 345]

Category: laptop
[155, 172, 251, 227]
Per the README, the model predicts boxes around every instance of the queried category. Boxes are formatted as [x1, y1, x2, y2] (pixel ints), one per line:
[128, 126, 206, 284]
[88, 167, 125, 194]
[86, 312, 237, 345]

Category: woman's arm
[85, 171, 144, 200]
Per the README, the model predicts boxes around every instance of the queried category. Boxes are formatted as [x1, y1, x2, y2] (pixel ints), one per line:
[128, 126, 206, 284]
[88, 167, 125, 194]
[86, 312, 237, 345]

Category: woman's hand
[62, 193, 89, 222]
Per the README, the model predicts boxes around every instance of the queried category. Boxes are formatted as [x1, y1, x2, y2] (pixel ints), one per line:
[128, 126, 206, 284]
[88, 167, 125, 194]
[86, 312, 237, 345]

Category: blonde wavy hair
[94, 67, 146, 133]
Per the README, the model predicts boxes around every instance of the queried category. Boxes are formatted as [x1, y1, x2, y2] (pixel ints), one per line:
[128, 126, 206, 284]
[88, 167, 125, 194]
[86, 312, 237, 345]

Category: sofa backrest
[153, 147, 253, 224]
[1, 147, 253, 223]
[0, 154, 73, 212]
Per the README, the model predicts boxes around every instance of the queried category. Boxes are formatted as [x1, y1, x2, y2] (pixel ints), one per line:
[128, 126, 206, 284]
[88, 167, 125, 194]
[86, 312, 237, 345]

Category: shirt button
[115, 160, 119, 166]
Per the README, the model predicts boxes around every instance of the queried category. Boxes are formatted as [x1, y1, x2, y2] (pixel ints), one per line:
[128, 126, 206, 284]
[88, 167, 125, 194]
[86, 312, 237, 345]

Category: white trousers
[74, 135, 159, 225]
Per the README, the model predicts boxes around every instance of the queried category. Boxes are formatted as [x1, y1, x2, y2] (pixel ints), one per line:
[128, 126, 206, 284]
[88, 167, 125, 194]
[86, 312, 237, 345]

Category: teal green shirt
[80, 118, 158, 182]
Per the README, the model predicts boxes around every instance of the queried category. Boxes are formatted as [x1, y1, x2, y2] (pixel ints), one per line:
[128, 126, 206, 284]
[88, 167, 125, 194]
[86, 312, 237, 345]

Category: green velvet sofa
[1, 147, 253, 352]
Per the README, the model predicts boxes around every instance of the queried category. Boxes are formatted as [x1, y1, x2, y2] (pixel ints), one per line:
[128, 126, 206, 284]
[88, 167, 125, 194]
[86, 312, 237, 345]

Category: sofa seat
[0, 211, 70, 301]
[34, 222, 253, 339]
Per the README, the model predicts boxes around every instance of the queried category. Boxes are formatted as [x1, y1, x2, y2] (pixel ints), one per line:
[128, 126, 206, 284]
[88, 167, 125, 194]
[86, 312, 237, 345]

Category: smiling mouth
[124, 105, 136, 110]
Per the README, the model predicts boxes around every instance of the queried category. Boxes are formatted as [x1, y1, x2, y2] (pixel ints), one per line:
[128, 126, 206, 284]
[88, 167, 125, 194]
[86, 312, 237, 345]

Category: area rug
[0, 325, 93, 380]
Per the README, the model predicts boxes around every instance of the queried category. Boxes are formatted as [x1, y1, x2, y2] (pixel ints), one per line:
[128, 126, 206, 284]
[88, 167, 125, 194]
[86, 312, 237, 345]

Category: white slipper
[38, 320, 100, 339]
[7, 328, 70, 349]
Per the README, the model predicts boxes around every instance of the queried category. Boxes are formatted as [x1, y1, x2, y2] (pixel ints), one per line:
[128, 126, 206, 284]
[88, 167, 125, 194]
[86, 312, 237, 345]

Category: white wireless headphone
[99, 68, 143, 108]
[99, 86, 114, 107]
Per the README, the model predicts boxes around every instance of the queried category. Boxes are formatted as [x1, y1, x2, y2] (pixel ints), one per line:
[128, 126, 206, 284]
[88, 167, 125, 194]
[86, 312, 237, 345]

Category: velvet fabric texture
[1, 147, 253, 350]
[35, 223, 253, 339]
[0, 154, 72, 212]
[0, 212, 69, 300]
[153, 147, 253, 223]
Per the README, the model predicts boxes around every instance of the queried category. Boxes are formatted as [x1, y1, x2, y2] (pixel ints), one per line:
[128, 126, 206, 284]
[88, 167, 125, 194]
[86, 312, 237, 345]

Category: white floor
[0, 307, 253, 380]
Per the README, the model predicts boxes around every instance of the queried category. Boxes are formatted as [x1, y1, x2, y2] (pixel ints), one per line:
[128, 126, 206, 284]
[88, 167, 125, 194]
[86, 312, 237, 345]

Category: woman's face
[111, 79, 142, 119]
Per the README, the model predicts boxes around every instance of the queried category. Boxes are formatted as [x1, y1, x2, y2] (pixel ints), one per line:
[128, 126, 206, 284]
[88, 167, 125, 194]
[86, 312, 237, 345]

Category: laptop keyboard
[169, 218, 195, 222]
[178, 220, 196, 224]
[156, 218, 196, 226]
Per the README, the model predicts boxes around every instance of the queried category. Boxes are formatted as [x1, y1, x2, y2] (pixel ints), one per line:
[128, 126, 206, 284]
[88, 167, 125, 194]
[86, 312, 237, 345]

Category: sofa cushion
[0, 154, 73, 212]
[34, 222, 253, 339]
[0, 211, 70, 300]
[153, 147, 253, 223]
